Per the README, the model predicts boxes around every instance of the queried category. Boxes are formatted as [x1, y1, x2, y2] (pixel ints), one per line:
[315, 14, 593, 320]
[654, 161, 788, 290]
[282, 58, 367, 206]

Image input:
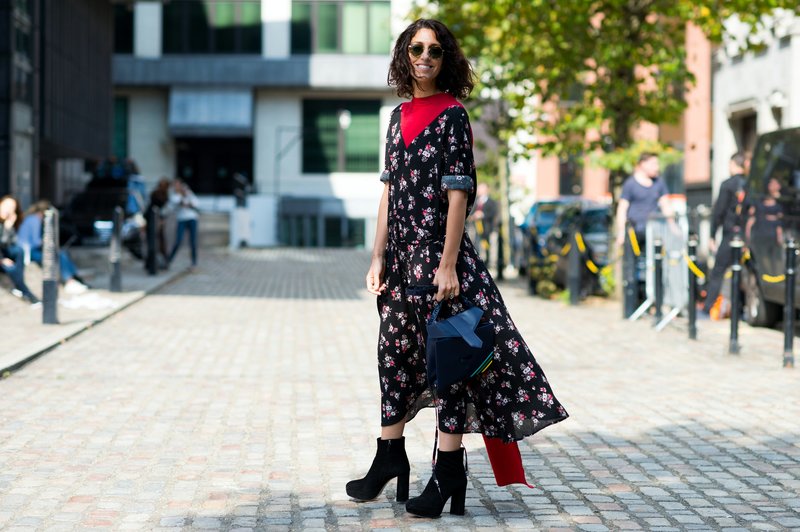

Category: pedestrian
[147, 178, 171, 268]
[746, 176, 783, 247]
[167, 179, 199, 269]
[347, 19, 569, 518]
[469, 182, 499, 264]
[614, 152, 676, 248]
[701, 152, 750, 318]
[614, 152, 676, 303]
[17, 200, 89, 295]
[0, 196, 39, 305]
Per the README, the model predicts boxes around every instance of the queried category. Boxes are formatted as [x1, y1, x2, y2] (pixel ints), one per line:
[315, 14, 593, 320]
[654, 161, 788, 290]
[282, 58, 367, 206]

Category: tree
[415, 1, 800, 198]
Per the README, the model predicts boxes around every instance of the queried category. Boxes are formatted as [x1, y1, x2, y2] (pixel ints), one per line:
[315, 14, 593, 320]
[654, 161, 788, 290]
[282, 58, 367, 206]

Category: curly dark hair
[388, 19, 475, 100]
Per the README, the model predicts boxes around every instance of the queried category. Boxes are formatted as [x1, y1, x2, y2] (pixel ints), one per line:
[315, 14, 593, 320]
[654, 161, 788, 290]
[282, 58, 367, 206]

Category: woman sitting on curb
[0, 196, 40, 305]
[17, 200, 89, 295]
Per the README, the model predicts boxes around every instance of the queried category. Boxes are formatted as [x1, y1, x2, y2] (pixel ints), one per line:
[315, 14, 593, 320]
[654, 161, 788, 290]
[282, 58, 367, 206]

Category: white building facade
[711, 10, 800, 193]
[113, 0, 413, 247]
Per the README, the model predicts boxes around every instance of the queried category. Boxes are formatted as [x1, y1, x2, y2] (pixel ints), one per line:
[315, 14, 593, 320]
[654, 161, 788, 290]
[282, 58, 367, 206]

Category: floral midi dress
[377, 93, 568, 443]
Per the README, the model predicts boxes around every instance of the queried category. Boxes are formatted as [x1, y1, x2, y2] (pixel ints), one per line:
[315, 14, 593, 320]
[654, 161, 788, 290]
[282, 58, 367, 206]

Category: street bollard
[145, 206, 158, 276]
[687, 234, 698, 340]
[783, 238, 797, 368]
[41, 208, 60, 324]
[653, 238, 664, 323]
[568, 230, 581, 306]
[528, 257, 537, 295]
[622, 225, 637, 319]
[729, 234, 744, 355]
[497, 221, 505, 281]
[110, 206, 123, 292]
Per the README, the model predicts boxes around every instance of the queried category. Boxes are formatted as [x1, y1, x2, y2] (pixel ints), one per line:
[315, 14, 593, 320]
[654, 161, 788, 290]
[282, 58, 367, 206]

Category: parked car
[742, 126, 800, 327]
[517, 197, 576, 274]
[60, 177, 145, 258]
[542, 202, 611, 298]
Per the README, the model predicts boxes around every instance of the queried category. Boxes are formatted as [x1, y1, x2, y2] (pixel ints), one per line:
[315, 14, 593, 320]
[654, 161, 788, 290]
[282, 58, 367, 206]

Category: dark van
[742, 126, 800, 327]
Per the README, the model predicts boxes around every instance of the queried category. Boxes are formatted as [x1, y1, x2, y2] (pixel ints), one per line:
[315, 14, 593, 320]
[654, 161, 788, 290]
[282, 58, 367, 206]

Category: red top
[400, 92, 462, 148]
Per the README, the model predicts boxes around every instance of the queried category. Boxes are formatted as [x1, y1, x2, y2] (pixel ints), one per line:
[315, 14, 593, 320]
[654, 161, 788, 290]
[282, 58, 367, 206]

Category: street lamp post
[274, 126, 303, 245]
[337, 109, 351, 172]
[274, 126, 304, 199]
[273, 111, 351, 247]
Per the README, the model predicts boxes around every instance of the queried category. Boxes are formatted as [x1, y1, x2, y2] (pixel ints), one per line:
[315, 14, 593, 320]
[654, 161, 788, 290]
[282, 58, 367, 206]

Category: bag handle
[428, 294, 474, 324]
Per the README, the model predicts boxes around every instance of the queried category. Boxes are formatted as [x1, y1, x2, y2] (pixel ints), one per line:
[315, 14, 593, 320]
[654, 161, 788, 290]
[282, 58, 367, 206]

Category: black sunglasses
[408, 43, 444, 60]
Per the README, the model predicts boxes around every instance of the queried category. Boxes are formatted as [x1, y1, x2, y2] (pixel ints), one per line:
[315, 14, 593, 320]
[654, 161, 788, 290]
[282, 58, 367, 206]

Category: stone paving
[0, 248, 798, 531]
[0, 247, 191, 373]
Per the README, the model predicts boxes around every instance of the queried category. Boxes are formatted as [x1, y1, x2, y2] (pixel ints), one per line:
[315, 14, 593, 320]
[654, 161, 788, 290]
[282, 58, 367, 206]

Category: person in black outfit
[746, 177, 783, 246]
[0, 195, 39, 305]
[469, 183, 499, 263]
[702, 152, 750, 315]
[146, 178, 171, 268]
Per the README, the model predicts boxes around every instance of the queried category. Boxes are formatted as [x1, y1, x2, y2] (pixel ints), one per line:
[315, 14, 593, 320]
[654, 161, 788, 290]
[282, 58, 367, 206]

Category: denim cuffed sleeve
[440, 106, 476, 195]
[442, 174, 473, 191]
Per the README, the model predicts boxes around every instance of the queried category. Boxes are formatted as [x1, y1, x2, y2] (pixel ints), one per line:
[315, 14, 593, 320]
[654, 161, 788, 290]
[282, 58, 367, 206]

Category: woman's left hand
[433, 264, 459, 302]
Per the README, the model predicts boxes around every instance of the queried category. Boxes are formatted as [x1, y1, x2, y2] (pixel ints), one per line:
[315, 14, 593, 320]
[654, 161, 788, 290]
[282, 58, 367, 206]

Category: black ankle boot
[406, 448, 468, 518]
[346, 437, 410, 502]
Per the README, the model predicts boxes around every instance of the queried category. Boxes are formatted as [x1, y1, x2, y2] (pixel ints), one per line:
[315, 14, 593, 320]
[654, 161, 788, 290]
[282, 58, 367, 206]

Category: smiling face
[408, 28, 443, 96]
[0, 197, 17, 219]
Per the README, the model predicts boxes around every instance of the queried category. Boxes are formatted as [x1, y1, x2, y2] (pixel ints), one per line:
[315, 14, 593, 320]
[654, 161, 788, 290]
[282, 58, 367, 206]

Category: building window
[113, 97, 129, 160]
[302, 99, 380, 173]
[559, 155, 583, 196]
[114, 4, 134, 54]
[11, 1, 33, 103]
[291, 1, 391, 55]
[11, 65, 32, 103]
[163, 0, 262, 54]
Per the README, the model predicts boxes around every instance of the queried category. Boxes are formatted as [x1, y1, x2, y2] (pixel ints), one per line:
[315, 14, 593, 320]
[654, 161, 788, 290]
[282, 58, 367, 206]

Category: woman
[167, 179, 199, 268]
[17, 200, 89, 295]
[746, 177, 783, 246]
[347, 19, 568, 517]
[0, 196, 39, 305]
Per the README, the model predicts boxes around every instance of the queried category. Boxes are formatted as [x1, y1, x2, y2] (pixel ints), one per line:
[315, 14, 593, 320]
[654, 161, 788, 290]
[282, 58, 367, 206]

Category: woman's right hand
[366, 255, 387, 295]
[3, 213, 16, 229]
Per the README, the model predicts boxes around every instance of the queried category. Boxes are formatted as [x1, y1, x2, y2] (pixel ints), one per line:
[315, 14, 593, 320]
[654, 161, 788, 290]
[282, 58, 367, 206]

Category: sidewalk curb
[1, 268, 190, 376]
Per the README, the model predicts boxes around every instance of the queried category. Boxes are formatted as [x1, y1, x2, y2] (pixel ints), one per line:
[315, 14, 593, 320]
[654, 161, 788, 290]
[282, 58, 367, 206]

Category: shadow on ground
[160, 422, 800, 530]
[159, 249, 371, 301]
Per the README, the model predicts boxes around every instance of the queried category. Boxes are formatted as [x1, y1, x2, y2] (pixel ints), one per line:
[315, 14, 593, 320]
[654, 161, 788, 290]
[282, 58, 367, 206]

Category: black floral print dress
[377, 94, 568, 443]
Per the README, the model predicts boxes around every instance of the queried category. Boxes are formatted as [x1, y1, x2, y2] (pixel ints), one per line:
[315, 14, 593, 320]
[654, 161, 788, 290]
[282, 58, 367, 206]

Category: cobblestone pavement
[0, 248, 191, 373]
[0, 249, 798, 531]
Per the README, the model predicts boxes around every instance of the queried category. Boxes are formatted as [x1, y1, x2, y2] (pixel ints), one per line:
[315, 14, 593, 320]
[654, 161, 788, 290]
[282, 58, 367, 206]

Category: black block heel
[396, 471, 409, 502]
[406, 447, 468, 518]
[449, 484, 466, 515]
[346, 437, 411, 502]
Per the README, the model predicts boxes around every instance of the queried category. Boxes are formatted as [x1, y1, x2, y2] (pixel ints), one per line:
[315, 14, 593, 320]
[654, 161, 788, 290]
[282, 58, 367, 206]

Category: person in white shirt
[167, 179, 199, 268]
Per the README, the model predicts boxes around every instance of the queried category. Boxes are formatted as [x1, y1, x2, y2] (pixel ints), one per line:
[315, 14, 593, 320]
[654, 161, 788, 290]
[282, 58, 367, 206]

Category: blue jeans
[1, 245, 36, 299]
[30, 248, 78, 282]
[169, 219, 198, 266]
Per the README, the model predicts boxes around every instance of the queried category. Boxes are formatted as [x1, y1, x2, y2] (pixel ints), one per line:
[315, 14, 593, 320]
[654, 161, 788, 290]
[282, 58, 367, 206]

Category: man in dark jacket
[702, 152, 750, 315]
[471, 183, 499, 263]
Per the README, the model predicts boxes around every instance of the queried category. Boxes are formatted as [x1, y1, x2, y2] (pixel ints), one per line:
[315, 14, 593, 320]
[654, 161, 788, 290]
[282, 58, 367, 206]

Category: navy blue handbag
[426, 296, 496, 393]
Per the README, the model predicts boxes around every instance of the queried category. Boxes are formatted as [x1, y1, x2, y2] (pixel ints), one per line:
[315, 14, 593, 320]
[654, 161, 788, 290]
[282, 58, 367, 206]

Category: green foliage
[414, 1, 800, 167]
[598, 265, 616, 297]
[556, 289, 570, 304]
[537, 280, 559, 299]
[528, 257, 558, 299]
[475, 149, 502, 194]
[591, 139, 684, 174]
